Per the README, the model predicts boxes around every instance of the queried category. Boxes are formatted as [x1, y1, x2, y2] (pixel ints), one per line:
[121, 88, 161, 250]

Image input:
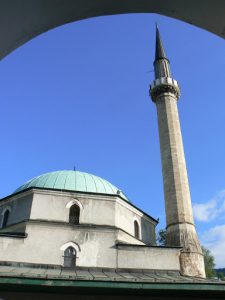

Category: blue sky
[1, 13, 225, 267]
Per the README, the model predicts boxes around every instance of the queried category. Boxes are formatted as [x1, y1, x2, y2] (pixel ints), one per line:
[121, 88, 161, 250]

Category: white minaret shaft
[150, 26, 205, 278]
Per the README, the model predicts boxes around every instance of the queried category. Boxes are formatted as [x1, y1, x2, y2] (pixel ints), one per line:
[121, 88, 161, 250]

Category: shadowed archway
[0, 0, 225, 60]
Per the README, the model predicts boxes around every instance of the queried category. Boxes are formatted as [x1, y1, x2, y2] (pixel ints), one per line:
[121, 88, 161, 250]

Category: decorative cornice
[150, 77, 180, 102]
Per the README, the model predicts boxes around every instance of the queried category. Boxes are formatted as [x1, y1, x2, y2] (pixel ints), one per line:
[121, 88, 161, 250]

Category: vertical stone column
[155, 92, 205, 277]
[150, 27, 205, 278]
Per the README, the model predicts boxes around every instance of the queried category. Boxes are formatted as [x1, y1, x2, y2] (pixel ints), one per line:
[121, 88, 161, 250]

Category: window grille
[63, 246, 76, 268]
[69, 204, 80, 224]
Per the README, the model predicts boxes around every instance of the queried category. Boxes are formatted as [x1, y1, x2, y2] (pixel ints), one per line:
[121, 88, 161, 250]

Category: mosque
[0, 170, 160, 269]
[0, 28, 224, 299]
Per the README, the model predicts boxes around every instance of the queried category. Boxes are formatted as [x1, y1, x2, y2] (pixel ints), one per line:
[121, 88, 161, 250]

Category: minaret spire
[155, 24, 167, 61]
[150, 27, 205, 278]
[153, 25, 172, 80]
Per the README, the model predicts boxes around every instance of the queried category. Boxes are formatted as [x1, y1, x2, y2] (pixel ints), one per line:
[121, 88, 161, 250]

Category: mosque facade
[0, 170, 182, 271]
[0, 27, 224, 299]
[0, 26, 203, 278]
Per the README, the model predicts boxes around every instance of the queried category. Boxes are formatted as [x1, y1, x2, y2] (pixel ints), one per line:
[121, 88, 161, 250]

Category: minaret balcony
[150, 77, 181, 101]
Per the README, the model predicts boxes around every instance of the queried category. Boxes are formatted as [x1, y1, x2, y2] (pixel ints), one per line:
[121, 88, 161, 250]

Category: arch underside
[0, 0, 224, 60]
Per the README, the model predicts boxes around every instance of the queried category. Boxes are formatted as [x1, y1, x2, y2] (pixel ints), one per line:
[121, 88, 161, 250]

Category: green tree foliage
[157, 229, 167, 246]
[217, 271, 225, 281]
[215, 268, 225, 280]
[201, 246, 216, 278]
[157, 229, 216, 278]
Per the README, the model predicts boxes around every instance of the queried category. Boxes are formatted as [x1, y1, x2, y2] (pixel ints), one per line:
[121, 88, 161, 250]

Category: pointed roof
[155, 24, 167, 61]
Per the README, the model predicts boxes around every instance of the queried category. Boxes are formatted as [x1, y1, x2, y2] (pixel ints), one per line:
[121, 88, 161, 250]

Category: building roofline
[0, 276, 224, 296]
[116, 243, 182, 249]
[0, 232, 27, 238]
[0, 263, 224, 296]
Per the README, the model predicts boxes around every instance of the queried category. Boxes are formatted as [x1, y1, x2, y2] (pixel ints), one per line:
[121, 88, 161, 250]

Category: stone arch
[66, 199, 83, 210]
[61, 242, 79, 268]
[61, 242, 80, 267]
[66, 199, 83, 224]
[0, 2, 224, 60]
[1, 206, 12, 215]
[133, 216, 141, 240]
[60, 241, 81, 253]
[1, 206, 12, 228]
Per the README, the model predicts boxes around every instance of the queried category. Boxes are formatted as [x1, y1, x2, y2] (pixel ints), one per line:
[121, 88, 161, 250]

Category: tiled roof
[0, 264, 220, 284]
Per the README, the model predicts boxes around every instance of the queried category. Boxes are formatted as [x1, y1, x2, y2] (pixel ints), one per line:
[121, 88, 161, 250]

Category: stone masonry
[150, 26, 205, 278]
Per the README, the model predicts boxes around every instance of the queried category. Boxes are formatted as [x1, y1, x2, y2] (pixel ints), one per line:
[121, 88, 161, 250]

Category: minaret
[150, 26, 205, 278]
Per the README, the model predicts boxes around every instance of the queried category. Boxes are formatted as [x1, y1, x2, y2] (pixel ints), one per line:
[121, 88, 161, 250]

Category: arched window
[2, 209, 10, 228]
[134, 220, 140, 239]
[69, 204, 80, 224]
[63, 246, 76, 268]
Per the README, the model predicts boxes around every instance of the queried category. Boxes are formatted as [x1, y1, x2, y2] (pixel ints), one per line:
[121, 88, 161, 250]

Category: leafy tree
[157, 229, 216, 278]
[157, 229, 167, 246]
[217, 271, 225, 281]
[201, 246, 216, 278]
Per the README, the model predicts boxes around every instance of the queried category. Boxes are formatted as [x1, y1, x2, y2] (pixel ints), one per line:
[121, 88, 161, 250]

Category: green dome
[14, 170, 128, 201]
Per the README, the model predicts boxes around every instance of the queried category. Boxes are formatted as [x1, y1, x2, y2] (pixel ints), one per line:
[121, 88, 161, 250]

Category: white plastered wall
[0, 222, 180, 271]
[115, 199, 156, 245]
[0, 192, 33, 228]
[117, 245, 181, 270]
[0, 189, 157, 247]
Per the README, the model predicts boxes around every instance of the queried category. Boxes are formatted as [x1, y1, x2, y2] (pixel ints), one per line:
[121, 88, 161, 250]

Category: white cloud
[193, 200, 217, 222]
[202, 225, 225, 268]
[193, 190, 225, 266]
[193, 190, 225, 222]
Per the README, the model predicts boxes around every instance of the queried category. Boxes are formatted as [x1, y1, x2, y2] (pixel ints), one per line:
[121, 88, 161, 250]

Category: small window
[63, 246, 76, 268]
[2, 209, 10, 228]
[134, 220, 140, 239]
[69, 204, 80, 224]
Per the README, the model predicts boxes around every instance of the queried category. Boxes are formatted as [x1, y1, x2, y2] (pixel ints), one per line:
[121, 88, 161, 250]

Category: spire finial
[155, 24, 167, 61]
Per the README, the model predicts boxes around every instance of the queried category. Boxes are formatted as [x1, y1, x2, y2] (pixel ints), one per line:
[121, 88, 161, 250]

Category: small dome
[14, 170, 128, 201]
